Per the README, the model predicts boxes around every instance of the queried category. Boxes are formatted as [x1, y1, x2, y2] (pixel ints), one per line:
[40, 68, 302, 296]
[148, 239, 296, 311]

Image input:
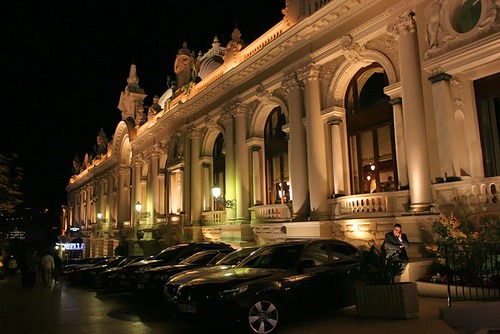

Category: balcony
[252, 204, 292, 222]
[432, 176, 500, 213]
[333, 191, 411, 219]
[202, 211, 226, 225]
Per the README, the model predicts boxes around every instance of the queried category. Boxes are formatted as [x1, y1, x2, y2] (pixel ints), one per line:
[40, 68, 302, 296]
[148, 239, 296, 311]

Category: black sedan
[163, 245, 261, 291]
[72, 256, 143, 286]
[95, 256, 146, 290]
[119, 241, 233, 291]
[163, 239, 361, 334]
[136, 249, 233, 295]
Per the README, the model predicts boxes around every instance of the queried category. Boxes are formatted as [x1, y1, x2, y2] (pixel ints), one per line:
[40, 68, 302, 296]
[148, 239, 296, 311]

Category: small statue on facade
[72, 154, 81, 175]
[148, 95, 162, 116]
[223, 27, 245, 65]
[94, 128, 109, 159]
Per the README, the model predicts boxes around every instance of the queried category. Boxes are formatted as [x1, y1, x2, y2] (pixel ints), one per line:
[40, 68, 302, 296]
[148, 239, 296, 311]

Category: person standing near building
[40, 252, 55, 288]
[24, 250, 39, 288]
[8, 255, 18, 277]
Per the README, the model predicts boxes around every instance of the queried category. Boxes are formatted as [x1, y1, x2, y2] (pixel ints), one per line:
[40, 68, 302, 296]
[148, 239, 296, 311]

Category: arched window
[213, 133, 226, 210]
[264, 107, 290, 204]
[474, 72, 500, 177]
[346, 64, 397, 194]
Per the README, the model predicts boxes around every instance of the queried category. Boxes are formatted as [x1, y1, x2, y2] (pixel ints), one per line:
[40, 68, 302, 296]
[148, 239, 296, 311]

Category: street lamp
[135, 201, 151, 218]
[212, 186, 236, 210]
[97, 212, 108, 223]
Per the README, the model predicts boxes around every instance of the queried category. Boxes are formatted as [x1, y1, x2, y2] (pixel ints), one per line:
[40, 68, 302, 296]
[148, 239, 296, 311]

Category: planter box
[356, 282, 420, 319]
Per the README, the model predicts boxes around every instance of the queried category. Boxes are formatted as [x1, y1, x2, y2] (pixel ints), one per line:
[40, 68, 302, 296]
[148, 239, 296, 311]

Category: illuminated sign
[69, 227, 80, 232]
[56, 243, 85, 250]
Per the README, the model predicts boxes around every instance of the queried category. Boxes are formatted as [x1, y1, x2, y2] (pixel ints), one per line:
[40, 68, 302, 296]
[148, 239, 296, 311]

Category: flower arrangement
[421, 206, 499, 287]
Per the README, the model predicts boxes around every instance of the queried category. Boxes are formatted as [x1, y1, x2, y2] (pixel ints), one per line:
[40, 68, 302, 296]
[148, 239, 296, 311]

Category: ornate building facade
[64, 0, 500, 259]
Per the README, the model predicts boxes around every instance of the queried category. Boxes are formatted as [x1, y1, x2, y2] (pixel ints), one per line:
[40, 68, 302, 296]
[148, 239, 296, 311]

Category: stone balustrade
[202, 211, 226, 225]
[252, 204, 291, 222]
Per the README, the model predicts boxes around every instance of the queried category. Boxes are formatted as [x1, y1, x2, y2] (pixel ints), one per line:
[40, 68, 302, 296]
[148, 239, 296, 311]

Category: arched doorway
[346, 64, 397, 194]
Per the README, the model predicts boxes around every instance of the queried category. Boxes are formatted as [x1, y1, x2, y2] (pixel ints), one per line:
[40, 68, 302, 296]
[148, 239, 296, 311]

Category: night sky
[2, 0, 285, 212]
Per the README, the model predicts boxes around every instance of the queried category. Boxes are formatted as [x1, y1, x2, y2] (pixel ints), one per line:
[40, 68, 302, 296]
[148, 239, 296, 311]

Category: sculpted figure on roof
[223, 27, 245, 66]
[174, 42, 197, 88]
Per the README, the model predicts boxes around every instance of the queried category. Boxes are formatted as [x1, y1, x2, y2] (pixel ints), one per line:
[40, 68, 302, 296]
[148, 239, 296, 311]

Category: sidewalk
[0, 274, 493, 334]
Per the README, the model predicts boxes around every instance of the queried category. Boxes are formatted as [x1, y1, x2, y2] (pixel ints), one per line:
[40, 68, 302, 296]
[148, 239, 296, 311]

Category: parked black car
[136, 249, 234, 295]
[163, 245, 261, 293]
[163, 239, 361, 334]
[69, 256, 143, 286]
[119, 241, 233, 291]
[95, 256, 146, 290]
[62, 257, 110, 276]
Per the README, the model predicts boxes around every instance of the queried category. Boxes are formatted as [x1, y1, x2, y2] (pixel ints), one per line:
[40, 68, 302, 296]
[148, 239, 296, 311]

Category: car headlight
[217, 285, 248, 302]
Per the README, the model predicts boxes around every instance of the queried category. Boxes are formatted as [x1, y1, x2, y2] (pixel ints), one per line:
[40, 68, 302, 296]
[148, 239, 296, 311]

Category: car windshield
[180, 251, 217, 265]
[153, 245, 188, 261]
[237, 244, 304, 269]
[106, 257, 126, 267]
[216, 247, 259, 266]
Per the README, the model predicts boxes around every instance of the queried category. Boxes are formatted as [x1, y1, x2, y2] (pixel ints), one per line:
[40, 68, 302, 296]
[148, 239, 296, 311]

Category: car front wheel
[246, 295, 282, 334]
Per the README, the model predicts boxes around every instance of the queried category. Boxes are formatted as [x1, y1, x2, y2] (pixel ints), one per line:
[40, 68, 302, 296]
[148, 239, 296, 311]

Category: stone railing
[202, 211, 227, 225]
[432, 176, 500, 213]
[252, 204, 292, 222]
[333, 191, 411, 218]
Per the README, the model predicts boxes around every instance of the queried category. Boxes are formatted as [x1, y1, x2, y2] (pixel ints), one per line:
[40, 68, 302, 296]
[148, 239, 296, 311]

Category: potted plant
[355, 245, 420, 319]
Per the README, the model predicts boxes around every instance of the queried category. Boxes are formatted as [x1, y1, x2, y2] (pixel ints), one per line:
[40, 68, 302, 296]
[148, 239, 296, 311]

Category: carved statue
[148, 95, 162, 116]
[174, 42, 196, 88]
[223, 28, 245, 65]
[425, 0, 442, 48]
[94, 128, 109, 158]
[72, 154, 81, 175]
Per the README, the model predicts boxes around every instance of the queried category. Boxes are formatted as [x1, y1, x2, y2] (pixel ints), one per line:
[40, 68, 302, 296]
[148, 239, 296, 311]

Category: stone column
[282, 73, 309, 220]
[429, 72, 460, 178]
[329, 120, 345, 195]
[221, 111, 236, 222]
[388, 12, 432, 212]
[389, 97, 409, 188]
[234, 104, 251, 223]
[189, 128, 204, 226]
[298, 64, 330, 220]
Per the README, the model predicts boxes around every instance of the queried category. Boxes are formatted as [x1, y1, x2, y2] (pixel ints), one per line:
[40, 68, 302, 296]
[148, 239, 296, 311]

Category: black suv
[119, 241, 233, 290]
[164, 239, 361, 334]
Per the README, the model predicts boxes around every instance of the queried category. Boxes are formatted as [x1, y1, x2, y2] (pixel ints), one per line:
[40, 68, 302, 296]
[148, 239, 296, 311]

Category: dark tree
[0, 153, 24, 214]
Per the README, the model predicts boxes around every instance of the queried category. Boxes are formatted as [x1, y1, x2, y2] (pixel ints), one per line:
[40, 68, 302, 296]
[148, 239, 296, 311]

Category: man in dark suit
[383, 223, 411, 270]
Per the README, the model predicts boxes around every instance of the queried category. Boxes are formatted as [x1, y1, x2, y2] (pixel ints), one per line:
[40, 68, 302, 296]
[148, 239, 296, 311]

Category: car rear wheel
[246, 295, 282, 334]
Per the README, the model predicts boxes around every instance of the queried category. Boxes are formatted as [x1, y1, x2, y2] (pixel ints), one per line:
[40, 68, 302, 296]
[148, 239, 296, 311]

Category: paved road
[0, 274, 460, 334]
